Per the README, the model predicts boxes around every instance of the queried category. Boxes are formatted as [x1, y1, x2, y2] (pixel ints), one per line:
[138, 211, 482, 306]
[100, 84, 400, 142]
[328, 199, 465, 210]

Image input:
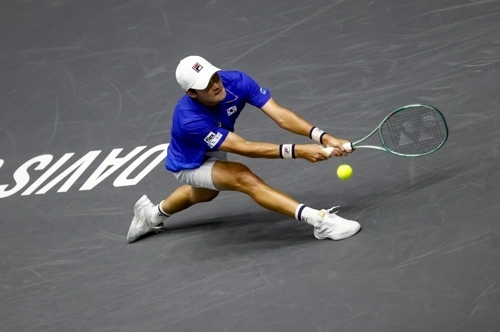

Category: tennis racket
[323, 104, 448, 157]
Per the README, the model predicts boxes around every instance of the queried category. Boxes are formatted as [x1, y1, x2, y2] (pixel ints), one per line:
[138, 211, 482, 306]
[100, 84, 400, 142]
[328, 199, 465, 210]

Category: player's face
[189, 73, 226, 107]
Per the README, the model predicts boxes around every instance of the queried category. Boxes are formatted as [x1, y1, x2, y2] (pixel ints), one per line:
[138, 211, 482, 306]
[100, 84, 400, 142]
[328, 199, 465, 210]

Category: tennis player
[127, 55, 361, 243]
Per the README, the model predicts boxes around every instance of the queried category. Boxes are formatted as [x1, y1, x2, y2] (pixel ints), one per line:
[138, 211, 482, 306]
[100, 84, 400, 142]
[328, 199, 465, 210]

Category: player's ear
[186, 89, 197, 99]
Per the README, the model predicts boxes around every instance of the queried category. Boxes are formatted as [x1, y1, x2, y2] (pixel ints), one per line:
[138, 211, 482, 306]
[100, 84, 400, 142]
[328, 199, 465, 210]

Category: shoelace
[326, 206, 340, 215]
[315, 206, 341, 229]
[153, 222, 165, 234]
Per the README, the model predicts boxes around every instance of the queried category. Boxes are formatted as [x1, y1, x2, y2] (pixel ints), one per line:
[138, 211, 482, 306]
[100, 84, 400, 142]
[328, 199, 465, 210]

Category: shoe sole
[314, 223, 361, 241]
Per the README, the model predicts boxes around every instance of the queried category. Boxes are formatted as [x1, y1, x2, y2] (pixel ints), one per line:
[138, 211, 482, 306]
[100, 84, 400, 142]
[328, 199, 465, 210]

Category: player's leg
[127, 158, 361, 243]
[160, 184, 219, 215]
[127, 156, 223, 243]
[211, 160, 299, 217]
[126, 185, 218, 243]
[210, 160, 361, 240]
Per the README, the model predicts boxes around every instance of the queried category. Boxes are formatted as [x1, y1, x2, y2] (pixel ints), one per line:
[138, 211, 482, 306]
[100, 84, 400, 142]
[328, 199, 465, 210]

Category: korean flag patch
[226, 106, 237, 116]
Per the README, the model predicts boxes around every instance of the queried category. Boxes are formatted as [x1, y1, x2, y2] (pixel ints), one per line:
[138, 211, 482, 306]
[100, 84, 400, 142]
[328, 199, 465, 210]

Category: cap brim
[190, 65, 220, 90]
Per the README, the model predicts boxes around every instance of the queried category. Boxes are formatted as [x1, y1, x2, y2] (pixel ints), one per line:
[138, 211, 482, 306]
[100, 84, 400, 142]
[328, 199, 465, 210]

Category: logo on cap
[192, 62, 203, 73]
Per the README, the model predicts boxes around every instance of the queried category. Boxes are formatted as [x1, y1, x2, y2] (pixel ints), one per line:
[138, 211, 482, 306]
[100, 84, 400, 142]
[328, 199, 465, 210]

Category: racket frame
[349, 104, 448, 157]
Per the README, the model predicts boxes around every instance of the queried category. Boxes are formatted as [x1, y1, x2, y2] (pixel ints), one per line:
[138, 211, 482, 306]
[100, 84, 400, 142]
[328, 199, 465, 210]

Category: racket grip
[322, 142, 353, 154]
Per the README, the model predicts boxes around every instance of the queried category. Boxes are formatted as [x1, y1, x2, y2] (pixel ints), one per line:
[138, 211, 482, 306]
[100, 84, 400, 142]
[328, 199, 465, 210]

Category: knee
[213, 161, 265, 193]
[232, 164, 264, 192]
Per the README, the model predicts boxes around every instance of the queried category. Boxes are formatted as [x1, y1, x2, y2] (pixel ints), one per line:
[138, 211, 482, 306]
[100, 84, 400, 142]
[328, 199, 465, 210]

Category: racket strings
[380, 106, 447, 156]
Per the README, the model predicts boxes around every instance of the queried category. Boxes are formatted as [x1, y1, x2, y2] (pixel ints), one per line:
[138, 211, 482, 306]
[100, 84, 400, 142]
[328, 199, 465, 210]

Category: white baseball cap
[175, 55, 221, 91]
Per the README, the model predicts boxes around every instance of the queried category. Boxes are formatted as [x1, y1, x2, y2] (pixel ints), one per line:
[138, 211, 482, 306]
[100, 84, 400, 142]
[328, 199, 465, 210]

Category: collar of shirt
[222, 88, 238, 103]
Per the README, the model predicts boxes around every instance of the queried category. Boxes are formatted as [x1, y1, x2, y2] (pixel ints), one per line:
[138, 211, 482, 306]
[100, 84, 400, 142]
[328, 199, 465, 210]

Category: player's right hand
[295, 144, 333, 163]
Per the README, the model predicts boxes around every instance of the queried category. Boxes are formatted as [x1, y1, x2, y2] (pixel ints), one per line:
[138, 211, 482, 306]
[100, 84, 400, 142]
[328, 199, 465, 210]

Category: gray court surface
[1, 1, 499, 331]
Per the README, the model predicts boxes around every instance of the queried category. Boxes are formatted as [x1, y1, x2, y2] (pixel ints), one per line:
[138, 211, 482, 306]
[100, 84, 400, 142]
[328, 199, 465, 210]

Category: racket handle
[322, 142, 353, 154]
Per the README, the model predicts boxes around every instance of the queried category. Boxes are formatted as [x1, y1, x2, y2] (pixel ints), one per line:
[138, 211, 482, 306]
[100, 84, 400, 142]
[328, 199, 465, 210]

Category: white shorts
[173, 151, 227, 191]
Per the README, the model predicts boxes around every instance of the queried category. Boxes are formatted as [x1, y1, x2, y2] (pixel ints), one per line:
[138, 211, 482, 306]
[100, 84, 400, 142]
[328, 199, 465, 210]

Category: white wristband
[280, 144, 295, 159]
[310, 127, 326, 144]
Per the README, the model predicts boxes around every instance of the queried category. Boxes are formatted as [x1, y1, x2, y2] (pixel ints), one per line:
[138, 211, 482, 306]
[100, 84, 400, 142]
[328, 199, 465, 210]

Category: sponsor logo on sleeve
[260, 87, 267, 94]
[204, 131, 223, 148]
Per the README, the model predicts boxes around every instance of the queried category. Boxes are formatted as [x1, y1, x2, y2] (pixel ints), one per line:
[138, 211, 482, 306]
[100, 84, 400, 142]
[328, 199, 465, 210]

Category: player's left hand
[322, 135, 351, 157]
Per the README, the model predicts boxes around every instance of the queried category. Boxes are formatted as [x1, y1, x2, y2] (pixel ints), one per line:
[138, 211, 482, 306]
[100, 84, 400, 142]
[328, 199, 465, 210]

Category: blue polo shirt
[165, 70, 271, 172]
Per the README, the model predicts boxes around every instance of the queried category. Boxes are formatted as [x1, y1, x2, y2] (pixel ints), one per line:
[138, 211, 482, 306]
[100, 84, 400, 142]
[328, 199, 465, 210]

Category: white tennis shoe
[127, 195, 164, 243]
[314, 207, 361, 240]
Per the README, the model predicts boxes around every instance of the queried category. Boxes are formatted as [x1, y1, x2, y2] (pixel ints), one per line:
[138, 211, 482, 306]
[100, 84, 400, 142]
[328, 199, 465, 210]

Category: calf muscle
[162, 185, 219, 214]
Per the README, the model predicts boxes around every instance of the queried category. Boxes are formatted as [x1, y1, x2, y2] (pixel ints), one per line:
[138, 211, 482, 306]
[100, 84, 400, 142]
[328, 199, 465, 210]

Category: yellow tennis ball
[337, 164, 353, 180]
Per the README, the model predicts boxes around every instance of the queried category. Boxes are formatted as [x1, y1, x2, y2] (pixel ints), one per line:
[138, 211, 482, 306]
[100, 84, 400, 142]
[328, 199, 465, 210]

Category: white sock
[295, 204, 321, 227]
[150, 200, 171, 225]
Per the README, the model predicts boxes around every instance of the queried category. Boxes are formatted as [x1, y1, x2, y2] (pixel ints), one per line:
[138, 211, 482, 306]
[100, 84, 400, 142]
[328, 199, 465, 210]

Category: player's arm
[218, 131, 331, 163]
[260, 98, 350, 156]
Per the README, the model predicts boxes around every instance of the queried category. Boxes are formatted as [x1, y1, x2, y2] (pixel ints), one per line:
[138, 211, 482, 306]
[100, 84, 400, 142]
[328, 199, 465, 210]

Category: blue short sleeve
[183, 119, 230, 150]
[239, 72, 271, 108]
